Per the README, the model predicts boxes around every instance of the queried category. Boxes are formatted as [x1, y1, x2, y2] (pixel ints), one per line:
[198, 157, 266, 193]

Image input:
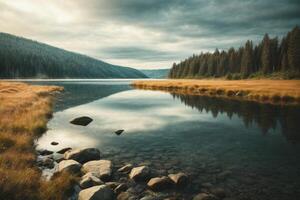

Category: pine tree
[261, 34, 272, 74]
[287, 26, 300, 72]
[241, 40, 253, 76]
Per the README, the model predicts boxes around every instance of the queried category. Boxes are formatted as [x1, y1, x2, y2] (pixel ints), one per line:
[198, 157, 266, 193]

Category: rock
[64, 148, 100, 164]
[105, 182, 120, 189]
[37, 149, 53, 156]
[114, 183, 127, 194]
[168, 172, 188, 187]
[52, 153, 64, 163]
[140, 196, 156, 200]
[58, 159, 81, 173]
[117, 192, 138, 200]
[51, 141, 59, 145]
[80, 173, 103, 189]
[147, 176, 173, 191]
[37, 157, 54, 168]
[82, 160, 112, 181]
[78, 185, 114, 200]
[57, 147, 72, 154]
[118, 164, 133, 173]
[210, 187, 227, 198]
[115, 129, 124, 135]
[117, 192, 131, 200]
[193, 193, 217, 200]
[70, 116, 93, 126]
[129, 166, 150, 181]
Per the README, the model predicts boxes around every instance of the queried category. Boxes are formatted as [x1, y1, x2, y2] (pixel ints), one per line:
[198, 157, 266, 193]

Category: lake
[34, 80, 300, 200]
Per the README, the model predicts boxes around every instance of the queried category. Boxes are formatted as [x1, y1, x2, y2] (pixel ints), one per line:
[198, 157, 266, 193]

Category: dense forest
[169, 26, 300, 79]
[0, 33, 147, 78]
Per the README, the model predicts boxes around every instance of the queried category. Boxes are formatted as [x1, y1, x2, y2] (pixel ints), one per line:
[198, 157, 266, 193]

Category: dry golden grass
[132, 79, 300, 105]
[0, 81, 76, 200]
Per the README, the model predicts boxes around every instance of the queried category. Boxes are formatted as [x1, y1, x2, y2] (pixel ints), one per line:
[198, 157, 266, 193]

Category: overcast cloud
[0, 0, 299, 69]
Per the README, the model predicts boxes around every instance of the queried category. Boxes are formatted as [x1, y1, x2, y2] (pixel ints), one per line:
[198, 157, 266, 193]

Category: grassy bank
[132, 79, 300, 105]
[0, 82, 76, 200]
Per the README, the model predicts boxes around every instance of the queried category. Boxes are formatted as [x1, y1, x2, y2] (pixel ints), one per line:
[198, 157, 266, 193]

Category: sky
[0, 0, 299, 69]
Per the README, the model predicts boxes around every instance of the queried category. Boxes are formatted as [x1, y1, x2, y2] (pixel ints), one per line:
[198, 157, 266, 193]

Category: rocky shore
[37, 147, 227, 200]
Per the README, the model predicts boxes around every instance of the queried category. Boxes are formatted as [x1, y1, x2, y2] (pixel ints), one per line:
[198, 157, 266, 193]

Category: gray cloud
[0, 0, 299, 69]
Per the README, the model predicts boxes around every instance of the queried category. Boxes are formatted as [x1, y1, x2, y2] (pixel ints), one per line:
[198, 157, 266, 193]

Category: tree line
[169, 26, 300, 79]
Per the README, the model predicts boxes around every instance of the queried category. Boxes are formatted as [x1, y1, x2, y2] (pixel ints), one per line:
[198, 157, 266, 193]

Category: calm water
[35, 80, 300, 200]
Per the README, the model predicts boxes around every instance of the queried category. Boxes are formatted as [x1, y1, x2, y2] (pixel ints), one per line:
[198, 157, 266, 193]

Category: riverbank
[0, 81, 76, 200]
[132, 79, 300, 105]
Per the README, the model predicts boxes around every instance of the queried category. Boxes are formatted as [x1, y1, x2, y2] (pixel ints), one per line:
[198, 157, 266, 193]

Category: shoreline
[132, 79, 300, 105]
[0, 81, 76, 200]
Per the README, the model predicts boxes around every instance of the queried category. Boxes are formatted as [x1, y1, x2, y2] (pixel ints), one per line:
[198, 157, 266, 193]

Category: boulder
[57, 147, 72, 154]
[64, 148, 100, 164]
[193, 193, 217, 200]
[80, 173, 103, 189]
[70, 116, 93, 126]
[129, 166, 150, 181]
[78, 185, 114, 200]
[82, 160, 112, 181]
[114, 183, 128, 194]
[115, 130, 124, 135]
[58, 159, 81, 173]
[118, 164, 133, 173]
[168, 172, 188, 186]
[147, 176, 173, 191]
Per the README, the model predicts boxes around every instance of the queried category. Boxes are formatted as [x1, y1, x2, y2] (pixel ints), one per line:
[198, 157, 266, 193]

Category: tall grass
[132, 79, 300, 105]
[0, 82, 76, 200]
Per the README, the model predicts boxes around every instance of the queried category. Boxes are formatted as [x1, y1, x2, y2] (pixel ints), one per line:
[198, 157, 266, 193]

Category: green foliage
[0, 33, 146, 78]
[169, 26, 300, 79]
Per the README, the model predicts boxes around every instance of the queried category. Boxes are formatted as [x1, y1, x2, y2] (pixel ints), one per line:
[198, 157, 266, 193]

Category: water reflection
[171, 93, 300, 142]
[37, 84, 300, 199]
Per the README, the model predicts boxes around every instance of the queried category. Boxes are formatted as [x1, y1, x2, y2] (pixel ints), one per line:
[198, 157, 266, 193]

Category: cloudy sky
[0, 0, 299, 69]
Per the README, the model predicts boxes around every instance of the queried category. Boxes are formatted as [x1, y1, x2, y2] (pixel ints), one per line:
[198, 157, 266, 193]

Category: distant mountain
[0, 32, 147, 79]
[140, 69, 169, 79]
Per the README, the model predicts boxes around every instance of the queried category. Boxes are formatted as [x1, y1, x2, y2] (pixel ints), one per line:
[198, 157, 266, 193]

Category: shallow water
[36, 80, 300, 200]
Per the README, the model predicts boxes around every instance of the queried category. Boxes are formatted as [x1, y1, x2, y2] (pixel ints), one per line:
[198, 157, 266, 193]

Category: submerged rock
[118, 164, 133, 173]
[37, 157, 54, 169]
[64, 148, 100, 164]
[51, 141, 59, 145]
[70, 116, 93, 126]
[58, 159, 81, 174]
[82, 160, 113, 181]
[37, 149, 53, 156]
[193, 193, 217, 200]
[78, 185, 114, 200]
[129, 166, 150, 181]
[168, 172, 188, 187]
[147, 176, 173, 191]
[210, 187, 227, 198]
[57, 147, 72, 154]
[80, 173, 104, 189]
[115, 129, 124, 135]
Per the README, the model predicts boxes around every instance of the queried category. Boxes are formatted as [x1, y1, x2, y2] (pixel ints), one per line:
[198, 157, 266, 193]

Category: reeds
[0, 81, 76, 200]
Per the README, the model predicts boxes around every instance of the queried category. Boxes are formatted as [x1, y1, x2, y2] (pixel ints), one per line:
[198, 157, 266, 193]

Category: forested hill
[169, 26, 300, 79]
[0, 33, 147, 79]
